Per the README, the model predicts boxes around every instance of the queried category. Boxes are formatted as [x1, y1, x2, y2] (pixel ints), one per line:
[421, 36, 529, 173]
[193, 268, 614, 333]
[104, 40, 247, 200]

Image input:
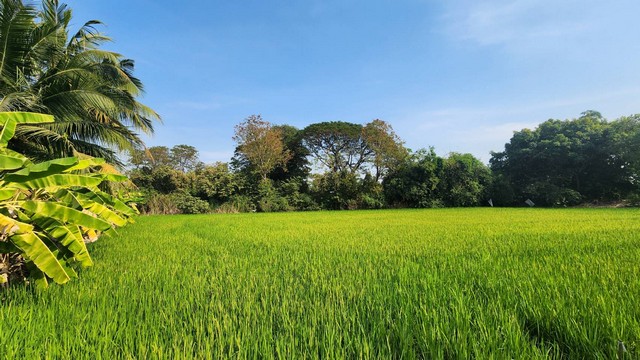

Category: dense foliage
[490, 111, 640, 206]
[2, 209, 638, 357]
[131, 112, 639, 213]
[0, 0, 155, 286]
[0, 112, 136, 287]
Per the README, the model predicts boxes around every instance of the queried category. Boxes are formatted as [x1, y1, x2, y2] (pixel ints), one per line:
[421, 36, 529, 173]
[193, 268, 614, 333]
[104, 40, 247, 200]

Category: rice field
[1, 208, 639, 359]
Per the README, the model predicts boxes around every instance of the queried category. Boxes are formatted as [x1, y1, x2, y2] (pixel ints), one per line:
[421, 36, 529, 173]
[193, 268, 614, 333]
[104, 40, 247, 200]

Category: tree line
[128, 111, 640, 214]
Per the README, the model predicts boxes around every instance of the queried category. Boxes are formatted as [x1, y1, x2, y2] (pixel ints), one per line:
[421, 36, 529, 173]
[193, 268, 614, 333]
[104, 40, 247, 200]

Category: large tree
[383, 148, 444, 208]
[0, 0, 159, 164]
[439, 153, 492, 207]
[302, 120, 407, 179]
[301, 121, 372, 174]
[268, 124, 310, 182]
[232, 115, 291, 180]
[490, 111, 639, 205]
[362, 119, 408, 181]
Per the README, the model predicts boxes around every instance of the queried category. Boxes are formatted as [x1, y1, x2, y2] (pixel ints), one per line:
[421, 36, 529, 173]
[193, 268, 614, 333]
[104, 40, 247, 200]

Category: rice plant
[1, 208, 639, 359]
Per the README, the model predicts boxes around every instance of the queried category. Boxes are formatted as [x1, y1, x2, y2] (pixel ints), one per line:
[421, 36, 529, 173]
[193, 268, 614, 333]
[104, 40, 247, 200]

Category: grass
[1, 208, 639, 359]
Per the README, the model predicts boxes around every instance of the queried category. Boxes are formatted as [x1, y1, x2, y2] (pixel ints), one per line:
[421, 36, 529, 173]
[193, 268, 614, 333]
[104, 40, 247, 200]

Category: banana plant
[0, 112, 137, 288]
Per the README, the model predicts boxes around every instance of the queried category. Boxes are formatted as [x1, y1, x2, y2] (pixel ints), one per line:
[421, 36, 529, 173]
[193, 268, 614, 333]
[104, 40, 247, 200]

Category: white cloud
[441, 0, 602, 53]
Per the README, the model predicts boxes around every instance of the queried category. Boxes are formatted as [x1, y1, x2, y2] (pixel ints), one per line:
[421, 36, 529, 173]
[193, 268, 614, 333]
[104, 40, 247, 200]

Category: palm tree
[0, 0, 159, 165]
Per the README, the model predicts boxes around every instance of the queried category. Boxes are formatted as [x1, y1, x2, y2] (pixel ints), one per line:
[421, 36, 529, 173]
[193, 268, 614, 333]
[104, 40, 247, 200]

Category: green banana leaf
[88, 189, 138, 218]
[39, 236, 79, 279]
[0, 188, 18, 201]
[0, 112, 54, 125]
[0, 153, 26, 170]
[30, 214, 93, 268]
[10, 232, 72, 284]
[63, 158, 106, 172]
[0, 119, 16, 147]
[0, 213, 34, 234]
[64, 190, 127, 227]
[5, 157, 79, 180]
[24, 261, 49, 289]
[54, 189, 83, 210]
[0, 148, 29, 163]
[0, 112, 54, 148]
[8, 174, 103, 190]
[21, 201, 111, 231]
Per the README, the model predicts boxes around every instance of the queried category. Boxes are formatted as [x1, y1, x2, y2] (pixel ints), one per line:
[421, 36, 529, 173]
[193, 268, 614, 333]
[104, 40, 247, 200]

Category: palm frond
[0, 0, 35, 82]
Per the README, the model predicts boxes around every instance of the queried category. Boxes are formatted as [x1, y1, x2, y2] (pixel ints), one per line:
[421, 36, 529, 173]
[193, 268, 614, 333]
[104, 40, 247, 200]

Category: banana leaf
[30, 214, 93, 267]
[0, 153, 26, 170]
[4, 157, 79, 180]
[10, 232, 71, 284]
[0, 213, 33, 234]
[0, 188, 17, 201]
[63, 158, 106, 172]
[66, 190, 127, 227]
[8, 174, 103, 190]
[21, 201, 111, 231]
[0, 119, 16, 147]
[0, 112, 54, 125]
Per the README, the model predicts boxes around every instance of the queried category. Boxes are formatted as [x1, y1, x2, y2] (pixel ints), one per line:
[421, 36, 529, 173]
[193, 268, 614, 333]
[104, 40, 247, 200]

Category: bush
[170, 192, 210, 214]
[359, 194, 385, 209]
[524, 183, 583, 207]
[627, 192, 640, 207]
[142, 193, 179, 215]
[277, 178, 319, 211]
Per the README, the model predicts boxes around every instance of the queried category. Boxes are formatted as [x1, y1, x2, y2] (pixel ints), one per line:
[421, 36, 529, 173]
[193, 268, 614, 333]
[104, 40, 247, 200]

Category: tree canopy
[490, 111, 640, 206]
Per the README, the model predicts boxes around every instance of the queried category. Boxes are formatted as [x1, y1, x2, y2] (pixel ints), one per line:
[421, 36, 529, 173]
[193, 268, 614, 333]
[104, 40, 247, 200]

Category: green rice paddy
[1, 208, 639, 359]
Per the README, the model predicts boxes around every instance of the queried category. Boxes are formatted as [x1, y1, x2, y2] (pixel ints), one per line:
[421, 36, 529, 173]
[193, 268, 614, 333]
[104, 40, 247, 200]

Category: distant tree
[268, 125, 310, 182]
[233, 115, 292, 180]
[310, 170, 362, 210]
[608, 114, 640, 197]
[383, 148, 444, 208]
[490, 111, 639, 205]
[301, 121, 373, 174]
[362, 119, 409, 181]
[170, 144, 200, 173]
[148, 146, 172, 168]
[128, 146, 171, 170]
[439, 153, 492, 206]
[190, 162, 243, 205]
[139, 165, 187, 194]
[129, 144, 200, 172]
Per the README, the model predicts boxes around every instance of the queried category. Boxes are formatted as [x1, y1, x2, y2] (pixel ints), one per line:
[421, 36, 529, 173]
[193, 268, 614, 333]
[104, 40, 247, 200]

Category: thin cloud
[441, 0, 600, 52]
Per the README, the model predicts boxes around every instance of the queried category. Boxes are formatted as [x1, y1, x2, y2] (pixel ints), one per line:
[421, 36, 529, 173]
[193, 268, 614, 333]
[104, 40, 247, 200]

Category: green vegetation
[491, 111, 640, 206]
[0, 0, 155, 285]
[129, 111, 640, 214]
[0, 112, 136, 287]
[2, 209, 638, 358]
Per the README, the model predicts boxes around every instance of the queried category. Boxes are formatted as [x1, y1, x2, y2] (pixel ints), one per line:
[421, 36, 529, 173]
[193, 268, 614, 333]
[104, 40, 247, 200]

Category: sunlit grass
[1, 208, 639, 358]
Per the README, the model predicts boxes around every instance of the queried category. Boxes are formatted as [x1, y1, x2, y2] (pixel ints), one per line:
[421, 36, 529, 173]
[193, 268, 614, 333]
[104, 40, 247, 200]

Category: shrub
[143, 193, 180, 215]
[170, 192, 210, 214]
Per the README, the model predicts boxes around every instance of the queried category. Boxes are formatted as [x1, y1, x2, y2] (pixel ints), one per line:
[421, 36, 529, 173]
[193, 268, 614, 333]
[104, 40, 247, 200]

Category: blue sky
[67, 0, 640, 163]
